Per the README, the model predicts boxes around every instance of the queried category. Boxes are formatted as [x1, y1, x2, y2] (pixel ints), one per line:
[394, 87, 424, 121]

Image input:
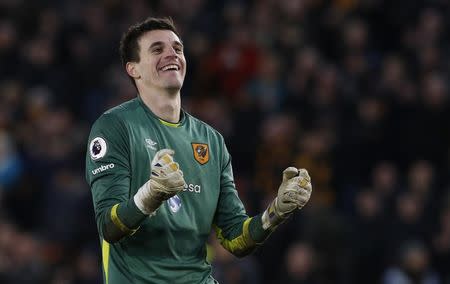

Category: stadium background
[1, 0, 450, 283]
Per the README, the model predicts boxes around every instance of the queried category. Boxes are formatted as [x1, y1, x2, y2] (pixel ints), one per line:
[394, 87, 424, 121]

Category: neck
[138, 86, 181, 123]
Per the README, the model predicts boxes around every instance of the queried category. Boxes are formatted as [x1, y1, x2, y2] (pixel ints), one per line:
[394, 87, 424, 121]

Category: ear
[126, 62, 141, 79]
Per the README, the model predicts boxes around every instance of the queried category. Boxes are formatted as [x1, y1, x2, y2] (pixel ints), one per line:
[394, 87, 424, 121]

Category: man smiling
[85, 17, 312, 284]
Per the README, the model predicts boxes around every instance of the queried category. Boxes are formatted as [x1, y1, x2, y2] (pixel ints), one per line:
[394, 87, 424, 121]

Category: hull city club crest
[191, 143, 209, 165]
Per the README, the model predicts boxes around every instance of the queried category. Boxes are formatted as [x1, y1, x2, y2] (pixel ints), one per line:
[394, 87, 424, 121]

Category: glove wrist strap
[261, 198, 290, 230]
[134, 180, 161, 216]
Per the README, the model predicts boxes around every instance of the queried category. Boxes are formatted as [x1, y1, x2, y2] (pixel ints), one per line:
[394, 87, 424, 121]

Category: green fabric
[86, 97, 264, 284]
[249, 213, 272, 244]
[117, 199, 147, 230]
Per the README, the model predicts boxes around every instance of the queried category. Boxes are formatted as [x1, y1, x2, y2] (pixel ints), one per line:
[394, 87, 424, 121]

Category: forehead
[138, 29, 182, 47]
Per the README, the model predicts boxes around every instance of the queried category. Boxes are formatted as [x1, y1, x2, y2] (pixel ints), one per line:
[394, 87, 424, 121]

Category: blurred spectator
[0, 20, 19, 78]
[253, 114, 299, 202]
[407, 160, 439, 223]
[0, 130, 23, 189]
[294, 126, 335, 209]
[350, 189, 386, 284]
[382, 241, 440, 284]
[245, 50, 286, 113]
[39, 168, 90, 245]
[202, 21, 261, 101]
[386, 191, 428, 263]
[0, 80, 24, 130]
[277, 241, 318, 284]
[0, 221, 47, 283]
[432, 201, 450, 283]
[74, 247, 102, 284]
[370, 161, 400, 209]
[298, 207, 352, 284]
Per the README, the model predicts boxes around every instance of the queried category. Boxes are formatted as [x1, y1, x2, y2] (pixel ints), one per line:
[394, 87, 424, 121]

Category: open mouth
[160, 64, 180, 72]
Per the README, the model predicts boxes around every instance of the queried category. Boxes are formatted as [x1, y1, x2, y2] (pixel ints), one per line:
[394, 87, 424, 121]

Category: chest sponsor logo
[167, 195, 182, 213]
[89, 137, 107, 160]
[183, 183, 201, 193]
[145, 138, 157, 150]
[91, 163, 115, 175]
[191, 143, 209, 165]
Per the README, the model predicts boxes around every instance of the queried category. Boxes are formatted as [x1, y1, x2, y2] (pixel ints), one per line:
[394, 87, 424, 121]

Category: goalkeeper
[85, 17, 312, 284]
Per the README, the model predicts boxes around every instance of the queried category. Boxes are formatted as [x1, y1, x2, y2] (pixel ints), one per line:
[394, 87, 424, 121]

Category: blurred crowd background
[1, 0, 450, 283]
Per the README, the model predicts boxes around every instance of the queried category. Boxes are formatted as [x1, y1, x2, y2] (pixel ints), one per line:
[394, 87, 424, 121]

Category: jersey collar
[137, 95, 186, 127]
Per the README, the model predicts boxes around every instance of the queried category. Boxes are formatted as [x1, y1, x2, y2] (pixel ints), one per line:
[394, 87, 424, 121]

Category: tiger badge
[191, 143, 209, 165]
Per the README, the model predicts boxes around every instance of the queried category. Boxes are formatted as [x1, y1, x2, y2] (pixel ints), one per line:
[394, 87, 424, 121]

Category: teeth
[162, 64, 179, 71]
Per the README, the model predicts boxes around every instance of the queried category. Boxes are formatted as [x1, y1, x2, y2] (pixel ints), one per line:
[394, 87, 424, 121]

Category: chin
[165, 80, 183, 91]
[165, 83, 183, 93]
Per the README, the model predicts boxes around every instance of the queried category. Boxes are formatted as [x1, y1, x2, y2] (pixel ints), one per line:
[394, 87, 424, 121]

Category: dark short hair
[119, 17, 180, 87]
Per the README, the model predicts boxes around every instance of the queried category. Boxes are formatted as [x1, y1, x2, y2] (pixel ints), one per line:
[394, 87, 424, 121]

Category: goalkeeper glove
[134, 149, 186, 215]
[262, 167, 312, 230]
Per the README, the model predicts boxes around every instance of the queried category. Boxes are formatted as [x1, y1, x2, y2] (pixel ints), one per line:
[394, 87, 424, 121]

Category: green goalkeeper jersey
[85, 97, 269, 284]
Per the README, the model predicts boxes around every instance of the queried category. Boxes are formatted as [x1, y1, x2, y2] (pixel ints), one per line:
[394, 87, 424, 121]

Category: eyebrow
[149, 40, 184, 50]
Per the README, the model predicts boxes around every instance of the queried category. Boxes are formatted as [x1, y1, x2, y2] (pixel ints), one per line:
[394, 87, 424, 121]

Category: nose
[164, 46, 178, 58]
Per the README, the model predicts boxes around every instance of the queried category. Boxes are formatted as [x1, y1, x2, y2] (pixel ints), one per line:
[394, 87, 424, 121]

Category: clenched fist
[262, 167, 312, 230]
[134, 149, 186, 215]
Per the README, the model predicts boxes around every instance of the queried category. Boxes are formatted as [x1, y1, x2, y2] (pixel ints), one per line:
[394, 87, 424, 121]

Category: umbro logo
[145, 138, 157, 150]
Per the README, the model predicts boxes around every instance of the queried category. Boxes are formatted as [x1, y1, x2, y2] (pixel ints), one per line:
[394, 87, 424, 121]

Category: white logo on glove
[167, 195, 182, 213]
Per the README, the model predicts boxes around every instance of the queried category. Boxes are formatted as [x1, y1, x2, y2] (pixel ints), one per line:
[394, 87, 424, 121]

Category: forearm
[249, 213, 275, 243]
[99, 198, 147, 243]
[214, 214, 275, 258]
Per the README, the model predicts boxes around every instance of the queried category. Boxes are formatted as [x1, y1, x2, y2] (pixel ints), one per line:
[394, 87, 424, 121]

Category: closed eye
[152, 47, 162, 54]
[174, 46, 183, 54]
